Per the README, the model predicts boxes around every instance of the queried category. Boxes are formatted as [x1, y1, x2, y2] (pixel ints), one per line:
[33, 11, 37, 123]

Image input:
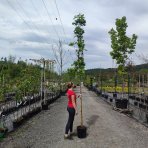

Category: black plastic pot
[134, 102, 138, 106]
[132, 95, 136, 100]
[42, 103, 48, 110]
[36, 107, 41, 113]
[139, 103, 143, 108]
[22, 113, 29, 120]
[115, 99, 128, 109]
[142, 105, 146, 110]
[145, 100, 148, 104]
[141, 99, 144, 103]
[77, 125, 87, 138]
[110, 98, 113, 102]
[129, 95, 136, 100]
[32, 108, 39, 115]
[113, 93, 117, 98]
[27, 111, 34, 118]
[2, 106, 18, 116]
[2, 110, 9, 116]
[97, 91, 102, 95]
[104, 94, 108, 99]
[101, 94, 104, 97]
[13, 117, 24, 129]
[30, 109, 36, 116]
[136, 97, 140, 101]
[101, 94, 105, 97]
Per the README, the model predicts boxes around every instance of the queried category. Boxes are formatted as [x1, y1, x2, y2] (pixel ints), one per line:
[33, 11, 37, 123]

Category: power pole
[30, 58, 56, 110]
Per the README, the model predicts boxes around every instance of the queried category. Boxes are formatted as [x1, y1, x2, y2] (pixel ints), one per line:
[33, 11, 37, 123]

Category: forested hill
[86, 63, 148, 76]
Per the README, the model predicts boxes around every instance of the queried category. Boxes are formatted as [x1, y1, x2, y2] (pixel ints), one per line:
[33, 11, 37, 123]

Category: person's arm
[71, 95, 78, 114]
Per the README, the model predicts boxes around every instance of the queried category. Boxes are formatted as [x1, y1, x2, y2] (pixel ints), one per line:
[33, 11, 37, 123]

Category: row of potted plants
[12, 90, 64, 128]
[1, 95, 41, 116]
[87, 86, 114, 103]
[129, 95, 148, 104]
[90, 86, 148, 124]
[129, 95, 148, 110]
[87, 86, 129, 109]
[0, 89, 66, 138]
[133, 101, 148, 110]
[12, 106, 42, 129]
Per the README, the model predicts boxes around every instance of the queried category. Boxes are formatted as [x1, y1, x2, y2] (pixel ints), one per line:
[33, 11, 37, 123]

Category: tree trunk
[80, 81, 83, 126]
[122, 74, 125, 98]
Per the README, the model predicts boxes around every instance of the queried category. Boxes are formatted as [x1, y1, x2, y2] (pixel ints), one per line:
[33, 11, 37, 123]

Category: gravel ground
[0, 86, 148, 148]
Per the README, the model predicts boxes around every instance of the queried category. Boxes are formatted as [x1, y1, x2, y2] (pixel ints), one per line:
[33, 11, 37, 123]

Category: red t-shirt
[67, 89, 76, 108]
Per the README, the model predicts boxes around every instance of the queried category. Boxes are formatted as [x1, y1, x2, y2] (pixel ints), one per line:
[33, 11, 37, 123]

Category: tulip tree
[70, 13, 86, 126]
[108, 16, 137, 96]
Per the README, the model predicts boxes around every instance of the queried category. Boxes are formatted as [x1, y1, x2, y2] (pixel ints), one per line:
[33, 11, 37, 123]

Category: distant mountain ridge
[86, 63, 148, 75]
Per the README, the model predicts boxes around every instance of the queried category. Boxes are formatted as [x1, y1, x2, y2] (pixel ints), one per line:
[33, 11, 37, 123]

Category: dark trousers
[65, 107, 75, 134]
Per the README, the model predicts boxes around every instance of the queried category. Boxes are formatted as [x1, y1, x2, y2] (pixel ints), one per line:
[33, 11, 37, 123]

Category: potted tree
[13, 89, 24, 129]
[70, 13, 87, 138]
[108, 16, 137, 109]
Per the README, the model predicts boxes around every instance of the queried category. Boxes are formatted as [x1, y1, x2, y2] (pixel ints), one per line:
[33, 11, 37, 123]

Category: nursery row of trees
[85, 64, 148, 87]
[0, 56, 60, 102]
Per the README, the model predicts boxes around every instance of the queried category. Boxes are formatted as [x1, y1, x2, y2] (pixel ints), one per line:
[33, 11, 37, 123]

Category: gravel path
[0, 87, 148, 148]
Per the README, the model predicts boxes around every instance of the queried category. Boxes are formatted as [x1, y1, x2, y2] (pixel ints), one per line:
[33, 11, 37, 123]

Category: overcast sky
[0, 0, 148, 71]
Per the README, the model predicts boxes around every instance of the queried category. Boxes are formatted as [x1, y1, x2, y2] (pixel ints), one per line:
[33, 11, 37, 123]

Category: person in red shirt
[64, 82, 79, 139]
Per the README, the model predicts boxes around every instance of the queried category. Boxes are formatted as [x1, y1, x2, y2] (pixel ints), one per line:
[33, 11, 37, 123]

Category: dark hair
[67, 82, 73, 89]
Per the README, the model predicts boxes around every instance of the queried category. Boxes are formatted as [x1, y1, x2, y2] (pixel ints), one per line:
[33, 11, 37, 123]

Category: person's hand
[75, 110, 78, 115]
[78, 94, 82, 99]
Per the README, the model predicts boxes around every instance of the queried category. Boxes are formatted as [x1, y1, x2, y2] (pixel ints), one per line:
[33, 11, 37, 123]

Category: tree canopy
[70, 13, 86, 77]
[108, 16, 138, 73]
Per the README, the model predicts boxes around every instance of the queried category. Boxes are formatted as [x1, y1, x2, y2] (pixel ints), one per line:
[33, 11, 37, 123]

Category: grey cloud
[21, 32, 52, 44]
[85, 28, 109, 45]
[14, 45, 54, 59]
